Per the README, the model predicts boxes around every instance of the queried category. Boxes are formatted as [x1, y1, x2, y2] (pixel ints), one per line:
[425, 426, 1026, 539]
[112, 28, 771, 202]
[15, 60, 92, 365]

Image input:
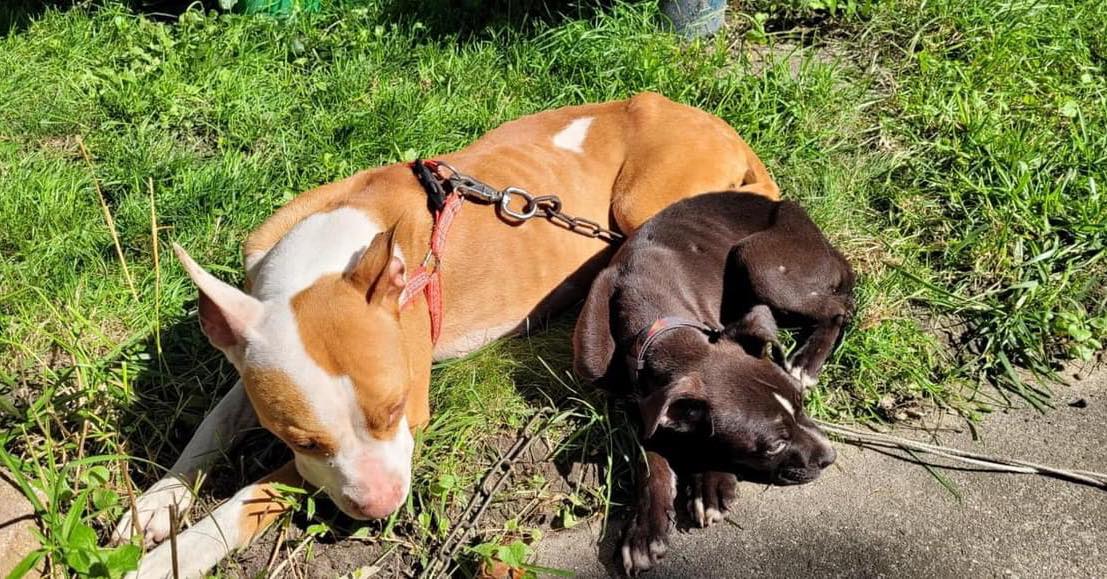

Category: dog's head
[174, 215, 429, 520]
[635, 337, 836, 485]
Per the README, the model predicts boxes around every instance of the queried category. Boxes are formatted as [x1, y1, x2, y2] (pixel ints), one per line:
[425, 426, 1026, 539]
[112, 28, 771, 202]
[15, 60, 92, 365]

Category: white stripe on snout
[552, 117, 593, 153]
[773, 392, 796, 417]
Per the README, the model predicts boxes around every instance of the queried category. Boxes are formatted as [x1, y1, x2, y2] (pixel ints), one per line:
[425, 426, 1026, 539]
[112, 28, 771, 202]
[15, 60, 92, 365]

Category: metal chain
[432, 161, 624, 243]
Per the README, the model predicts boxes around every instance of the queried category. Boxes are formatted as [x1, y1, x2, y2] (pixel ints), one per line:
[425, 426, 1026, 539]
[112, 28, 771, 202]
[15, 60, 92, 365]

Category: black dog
[573, 192, 855, 574]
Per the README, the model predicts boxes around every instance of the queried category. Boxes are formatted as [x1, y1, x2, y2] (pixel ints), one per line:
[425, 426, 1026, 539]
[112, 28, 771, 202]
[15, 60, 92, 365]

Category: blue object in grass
[663, 0, 726, 37]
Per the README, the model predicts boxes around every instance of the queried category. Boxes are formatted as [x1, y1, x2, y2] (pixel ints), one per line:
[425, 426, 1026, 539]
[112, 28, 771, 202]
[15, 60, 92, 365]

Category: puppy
[573, 192, 855, 574]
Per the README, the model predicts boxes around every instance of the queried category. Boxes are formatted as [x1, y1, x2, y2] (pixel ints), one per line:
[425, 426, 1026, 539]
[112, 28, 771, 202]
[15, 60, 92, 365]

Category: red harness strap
[399, 161, 464, 344]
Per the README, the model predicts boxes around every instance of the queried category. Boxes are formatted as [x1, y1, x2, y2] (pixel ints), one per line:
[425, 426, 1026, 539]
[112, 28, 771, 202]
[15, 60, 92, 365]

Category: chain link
[430, 162, 624, 243]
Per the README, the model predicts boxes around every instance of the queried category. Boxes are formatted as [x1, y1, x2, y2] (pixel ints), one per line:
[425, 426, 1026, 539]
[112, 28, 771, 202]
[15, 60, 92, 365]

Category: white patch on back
[773, 392, 796, 417]
[552, 116, 594, 153]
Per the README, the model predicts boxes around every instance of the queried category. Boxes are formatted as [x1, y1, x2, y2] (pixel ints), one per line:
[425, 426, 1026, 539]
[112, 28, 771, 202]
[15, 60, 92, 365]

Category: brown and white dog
[113, 93, 780, 578]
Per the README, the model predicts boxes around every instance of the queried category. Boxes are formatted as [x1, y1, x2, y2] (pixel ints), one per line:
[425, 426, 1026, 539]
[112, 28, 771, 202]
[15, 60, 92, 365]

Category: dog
[573, 192, 855, 574]
[113, 93, 780, 578]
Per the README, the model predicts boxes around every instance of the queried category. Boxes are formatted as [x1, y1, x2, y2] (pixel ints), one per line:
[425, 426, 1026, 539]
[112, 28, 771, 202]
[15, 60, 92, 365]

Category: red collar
[399, 160, 463, 344]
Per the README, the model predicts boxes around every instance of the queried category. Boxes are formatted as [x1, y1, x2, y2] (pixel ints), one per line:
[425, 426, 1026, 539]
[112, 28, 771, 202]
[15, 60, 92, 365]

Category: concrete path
[535, 370, 1107, 578]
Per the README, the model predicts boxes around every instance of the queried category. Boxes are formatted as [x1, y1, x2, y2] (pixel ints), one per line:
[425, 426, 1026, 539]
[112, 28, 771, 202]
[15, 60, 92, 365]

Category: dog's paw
[784, 358, 819, 390]
[688, 471, 738, 528]
[124, 520, 227, 579]
[790, 365, 818, 389]
[112, 477, 193, 547]
[620, 506, 674, 575]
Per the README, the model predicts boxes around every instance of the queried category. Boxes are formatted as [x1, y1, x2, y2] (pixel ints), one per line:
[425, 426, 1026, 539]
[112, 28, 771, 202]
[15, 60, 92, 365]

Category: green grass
[0, 0, 1104, 575]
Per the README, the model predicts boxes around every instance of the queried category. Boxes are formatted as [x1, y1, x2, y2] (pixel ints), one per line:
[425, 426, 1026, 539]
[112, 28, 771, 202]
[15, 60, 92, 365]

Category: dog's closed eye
[287, 433, 335, 456]
[293, 439, 319, 452]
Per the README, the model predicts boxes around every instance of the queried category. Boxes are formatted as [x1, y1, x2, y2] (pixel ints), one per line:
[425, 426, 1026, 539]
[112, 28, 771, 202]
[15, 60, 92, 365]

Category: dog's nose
[352, 500, 394, 520]
[349, 482, 406, 519]
[816, 446, 837, 469]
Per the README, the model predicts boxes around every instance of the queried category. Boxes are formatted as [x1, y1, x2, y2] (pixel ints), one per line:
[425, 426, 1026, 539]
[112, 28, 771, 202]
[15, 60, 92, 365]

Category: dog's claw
[688, 472, 738, 528]
[111, 477, 193, 548]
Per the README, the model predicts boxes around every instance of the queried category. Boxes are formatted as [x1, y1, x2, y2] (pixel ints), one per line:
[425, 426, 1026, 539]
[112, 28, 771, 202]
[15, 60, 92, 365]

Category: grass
[0, 0, 1104, 576]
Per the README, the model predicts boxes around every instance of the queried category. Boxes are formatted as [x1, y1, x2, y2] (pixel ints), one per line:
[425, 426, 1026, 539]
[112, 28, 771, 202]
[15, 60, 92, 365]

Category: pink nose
[348, 482, 406, 519]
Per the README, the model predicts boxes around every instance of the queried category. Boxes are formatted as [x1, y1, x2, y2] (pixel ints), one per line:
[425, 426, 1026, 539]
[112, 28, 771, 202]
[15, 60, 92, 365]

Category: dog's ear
[174, 244, 264, 351]
[639, 374, 712, 439]
[345, 227, 406, 310]
[573, 267, 618, 384]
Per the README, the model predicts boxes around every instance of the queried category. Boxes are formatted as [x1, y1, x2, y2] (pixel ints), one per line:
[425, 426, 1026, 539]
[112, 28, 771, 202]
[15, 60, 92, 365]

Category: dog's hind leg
[113, 379, 257, 547]
[609, 93, 780, 235]
[622, 451, 678, 575]
[727, 204, 855, 389]
[127, 461, 301, 579]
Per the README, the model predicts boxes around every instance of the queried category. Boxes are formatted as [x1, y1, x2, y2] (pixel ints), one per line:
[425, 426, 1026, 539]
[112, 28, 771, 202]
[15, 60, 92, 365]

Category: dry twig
[817, 420, 1107, 490]
[77, 135, 139, 301]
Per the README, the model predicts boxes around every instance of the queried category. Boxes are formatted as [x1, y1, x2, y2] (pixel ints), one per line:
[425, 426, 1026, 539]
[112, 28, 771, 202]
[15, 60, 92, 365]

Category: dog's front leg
[127, 460, 300, 579]
[621, 451, 677, 575]
[687, 470, 738, 528]
[113, 379, 257, 547]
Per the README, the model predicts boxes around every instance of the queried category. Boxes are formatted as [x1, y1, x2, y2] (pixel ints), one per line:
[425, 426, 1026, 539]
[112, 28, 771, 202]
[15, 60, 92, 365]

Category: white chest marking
[552, 117, 594, 154]
[773, 392, 796, 417]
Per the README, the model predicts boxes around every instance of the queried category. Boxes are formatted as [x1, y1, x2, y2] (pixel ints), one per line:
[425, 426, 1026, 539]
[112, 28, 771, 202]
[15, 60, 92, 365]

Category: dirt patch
[38, 134, 82, 159]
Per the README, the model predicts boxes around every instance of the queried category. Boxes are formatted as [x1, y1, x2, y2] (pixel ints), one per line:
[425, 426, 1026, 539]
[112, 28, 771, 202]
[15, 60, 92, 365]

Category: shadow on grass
[1, 0, 220, 33]
[3, 0, 634, 43]
[470, 316, 635, 576]
[120, 311, 283, 503]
